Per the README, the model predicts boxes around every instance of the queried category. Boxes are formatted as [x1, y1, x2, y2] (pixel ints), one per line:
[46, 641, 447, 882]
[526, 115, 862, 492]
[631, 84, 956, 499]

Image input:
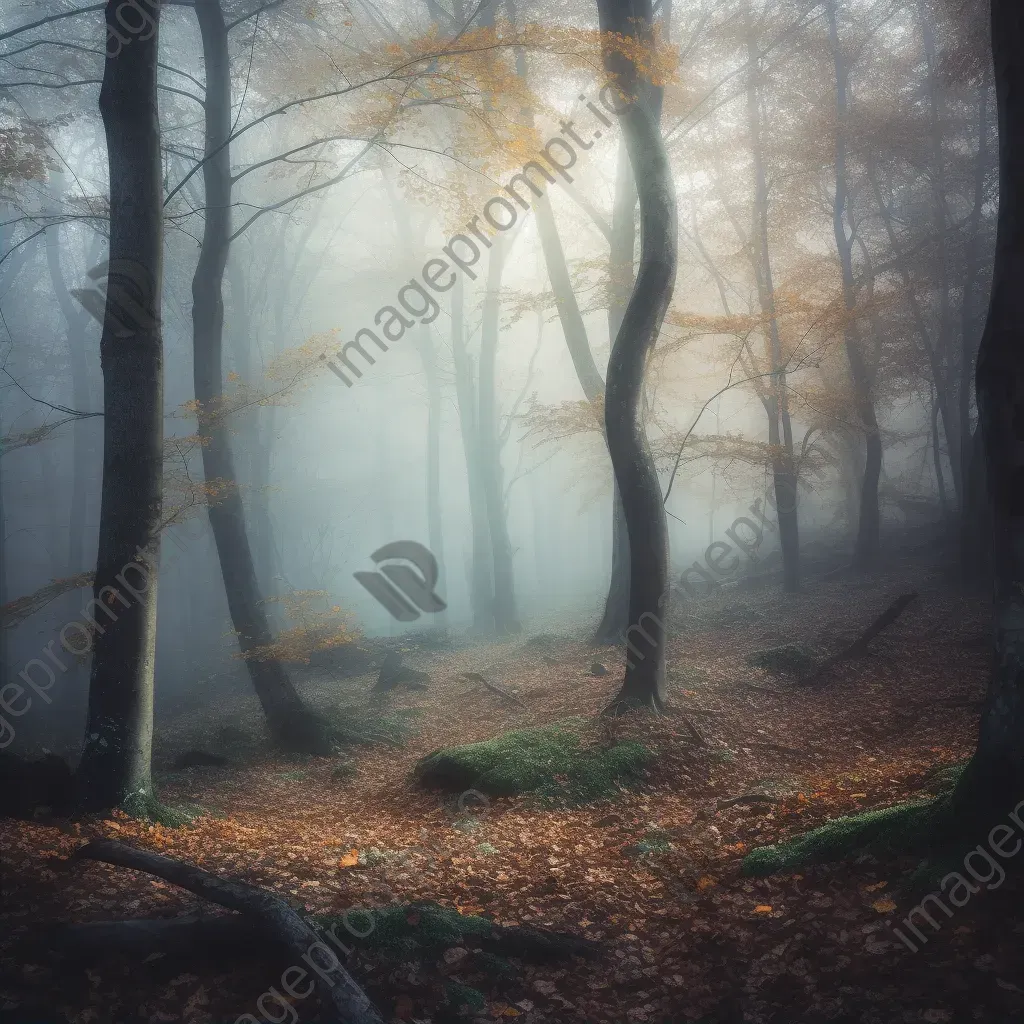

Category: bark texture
[952, 0, 1024, 824]
[597, 0, 677, 714]
[76, 0, 163, 812]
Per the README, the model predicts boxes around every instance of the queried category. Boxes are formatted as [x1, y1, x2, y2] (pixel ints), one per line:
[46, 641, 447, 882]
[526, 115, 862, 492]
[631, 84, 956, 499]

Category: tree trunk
[826, 0, 881, 568]
[959, 76, 992, 582]
[951, 0, 1024, 824]
[45, 223, 94, 574]
[191, 0, 327, 753]
[75, 0, 164, 813]
[597, 0, 677, 714]
[478, 236, 521, 635]
[451, 277, 494, 631]
[418, 325, 448, 624]
[745, 16, 799, 592]
[596, 140, 638, 644]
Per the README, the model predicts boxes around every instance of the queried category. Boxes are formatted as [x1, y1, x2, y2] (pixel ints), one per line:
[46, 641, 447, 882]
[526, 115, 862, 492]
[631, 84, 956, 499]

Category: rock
[590, 662, 609, 676]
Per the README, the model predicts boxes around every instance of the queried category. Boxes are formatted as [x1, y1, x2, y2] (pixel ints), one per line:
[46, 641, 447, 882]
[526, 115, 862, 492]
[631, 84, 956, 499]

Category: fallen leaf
[337, 848, 359, 868]
[872, 898, 897, 914]
[754, 905, 773, 914]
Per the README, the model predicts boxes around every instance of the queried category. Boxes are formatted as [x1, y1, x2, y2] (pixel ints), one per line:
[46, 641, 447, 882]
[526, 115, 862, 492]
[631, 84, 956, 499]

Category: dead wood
[802, 592, 918, 686]
[75, 840, 384, 1024]
[39, 909, 600, 966]
[459, 672, 526, 707]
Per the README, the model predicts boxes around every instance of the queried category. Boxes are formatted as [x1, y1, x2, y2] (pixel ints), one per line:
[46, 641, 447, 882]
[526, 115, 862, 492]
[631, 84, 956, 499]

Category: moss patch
[745, 645, 817, 677]
[414, 722, 652, 804]
[742, 796, 950, 876]
[317, 901, 494, 959]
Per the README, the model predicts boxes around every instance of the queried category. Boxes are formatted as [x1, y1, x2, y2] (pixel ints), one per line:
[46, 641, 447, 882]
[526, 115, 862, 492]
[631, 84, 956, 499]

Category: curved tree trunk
[192, 0, 327, 753]
[826, 0, 881, 568]
[951, 0, 1024, 825]
[76, 0, 164, 812]
[598, 0, 677, 714]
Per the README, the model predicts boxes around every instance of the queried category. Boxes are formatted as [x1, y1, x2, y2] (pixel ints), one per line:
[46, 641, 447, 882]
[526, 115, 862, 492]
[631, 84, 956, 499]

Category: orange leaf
[696, 876, 716, 891]
[872, 898, 897, 914]
[337, 848, 359, 868]
[754, 905, 773, 914]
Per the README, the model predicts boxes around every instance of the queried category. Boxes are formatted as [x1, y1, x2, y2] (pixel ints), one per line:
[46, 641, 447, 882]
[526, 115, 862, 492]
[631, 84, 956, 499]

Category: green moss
[445, 982, 486, 1012]
[742, 796, 951, 876]
[414, 722, 652, 804]
[745, 645, 817, 677]
[121, 790, 204, 827]
[317, 901, 494, 959]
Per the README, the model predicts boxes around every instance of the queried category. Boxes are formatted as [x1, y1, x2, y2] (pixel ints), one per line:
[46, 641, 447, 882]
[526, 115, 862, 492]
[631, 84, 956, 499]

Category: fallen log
[39, 908, 601, 966]
[802, 592, 918, 686]
[75, 840, 384, 1024]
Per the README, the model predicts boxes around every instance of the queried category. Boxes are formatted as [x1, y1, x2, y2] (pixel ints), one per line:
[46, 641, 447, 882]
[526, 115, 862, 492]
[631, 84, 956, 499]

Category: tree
[597, 0, 677, 714]
[950, 0, 1024, 825]
[190, 0, 330, 753]
[75, 0, 164, 813]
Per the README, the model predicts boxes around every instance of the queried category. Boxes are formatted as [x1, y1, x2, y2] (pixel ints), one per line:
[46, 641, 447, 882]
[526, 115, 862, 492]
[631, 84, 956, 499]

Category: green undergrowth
[121, 790, 209, 827]
[743, 795, 953, 876]
[745, 644, 817, 677]
[414, 720, 652, 804]
[317, 901, 494, 959]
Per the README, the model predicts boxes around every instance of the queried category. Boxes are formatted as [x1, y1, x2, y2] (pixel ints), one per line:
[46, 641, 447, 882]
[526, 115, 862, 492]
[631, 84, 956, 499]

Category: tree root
[75, 840, 384, 1024]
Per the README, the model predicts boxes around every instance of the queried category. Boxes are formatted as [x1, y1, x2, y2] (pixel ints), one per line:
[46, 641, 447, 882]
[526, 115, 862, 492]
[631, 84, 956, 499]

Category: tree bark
[76, 841, 384, 1024]
[951, 0, 1024, 824]
[826, 0, 881, 568]
[191, 0, 327, 752]
[597, 0, 677, 714]
[75, 0, 164, 812]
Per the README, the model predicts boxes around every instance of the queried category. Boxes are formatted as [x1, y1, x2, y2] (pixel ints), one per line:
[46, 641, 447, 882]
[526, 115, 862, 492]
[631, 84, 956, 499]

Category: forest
[1, 0, 1023, 1021]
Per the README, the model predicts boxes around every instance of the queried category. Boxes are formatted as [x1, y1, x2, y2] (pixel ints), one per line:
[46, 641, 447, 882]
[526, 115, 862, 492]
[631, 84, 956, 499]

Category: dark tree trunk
[191, 0, 327, 752]
[451, 277, 494, 631]
[960, 76, 992, 582]
[597, 0, 677, 714]
[478, 236, 521, 635]
[951, 0, 1024, 824]
[596, 140, 638, 644]
[827, 0, 881, 568]
[75, 0, 164, 812]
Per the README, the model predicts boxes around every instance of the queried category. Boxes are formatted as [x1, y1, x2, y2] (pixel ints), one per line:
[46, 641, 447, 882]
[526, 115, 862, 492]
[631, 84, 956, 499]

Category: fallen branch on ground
[802, 592, 918, 686]
[716, 793, 783, 810]
[75, 840, 384, 1024]
[459, 672, 526, 707]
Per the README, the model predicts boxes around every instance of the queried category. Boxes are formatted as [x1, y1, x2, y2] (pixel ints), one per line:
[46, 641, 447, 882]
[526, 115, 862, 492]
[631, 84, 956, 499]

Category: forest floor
[3, 556, 1024, 1024]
